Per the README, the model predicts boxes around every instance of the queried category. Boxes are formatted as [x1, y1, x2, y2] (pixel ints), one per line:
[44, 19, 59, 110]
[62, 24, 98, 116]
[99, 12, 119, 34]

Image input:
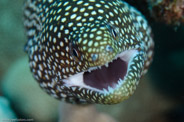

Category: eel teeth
[118, 79, 122, 86]
[107, 86, 114, 92]
[87, 66, 98, 72]
[103, 88, 108, 93]
[105, 63, 109, 67]
[98, 66, 102, 69]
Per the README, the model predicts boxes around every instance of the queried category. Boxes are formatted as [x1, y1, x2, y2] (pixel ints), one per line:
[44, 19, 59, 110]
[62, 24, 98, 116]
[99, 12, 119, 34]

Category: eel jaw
[62, 49, 141, 103]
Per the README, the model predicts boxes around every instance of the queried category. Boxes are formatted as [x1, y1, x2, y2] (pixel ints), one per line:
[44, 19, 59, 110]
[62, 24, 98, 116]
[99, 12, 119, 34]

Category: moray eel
[24, 0, 154, 104]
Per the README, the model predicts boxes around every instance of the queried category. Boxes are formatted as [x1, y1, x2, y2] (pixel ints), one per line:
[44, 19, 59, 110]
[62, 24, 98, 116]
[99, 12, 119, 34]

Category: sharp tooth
[107, 86, 114, 92]
[105, 63, 109, 67]
[103, 88, 108, 93]
[87, 66, 98, 72]
[118, 79, 122, 85]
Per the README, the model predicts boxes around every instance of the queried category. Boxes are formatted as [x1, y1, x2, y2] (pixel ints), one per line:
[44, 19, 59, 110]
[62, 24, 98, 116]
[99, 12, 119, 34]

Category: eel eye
[69, 42, 82, 61]
[72, 48, 79, 57]
[111, 28, 117, 38]
[106, 23, 119, 40]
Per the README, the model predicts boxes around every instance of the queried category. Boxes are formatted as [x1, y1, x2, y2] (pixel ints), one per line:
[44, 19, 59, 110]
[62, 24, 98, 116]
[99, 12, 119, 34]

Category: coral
[149, 0, 184, 25]
[124, 0, 184, 25]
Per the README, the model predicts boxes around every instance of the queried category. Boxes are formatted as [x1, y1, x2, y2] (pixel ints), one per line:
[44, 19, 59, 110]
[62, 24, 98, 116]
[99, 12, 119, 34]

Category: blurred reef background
[0, 0, 184, 122]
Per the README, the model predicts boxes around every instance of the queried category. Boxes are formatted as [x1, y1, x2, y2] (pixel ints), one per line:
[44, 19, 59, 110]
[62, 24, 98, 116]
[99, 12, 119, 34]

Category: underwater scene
[0, 0, 184, 122]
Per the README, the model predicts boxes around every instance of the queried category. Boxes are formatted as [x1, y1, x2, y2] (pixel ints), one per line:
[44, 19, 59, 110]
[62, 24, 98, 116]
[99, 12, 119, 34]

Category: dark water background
[0, 0, 184, 122]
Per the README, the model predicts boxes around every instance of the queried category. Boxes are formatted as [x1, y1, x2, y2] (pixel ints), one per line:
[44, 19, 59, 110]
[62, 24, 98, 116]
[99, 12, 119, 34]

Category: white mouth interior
[63, 50, 138, 93]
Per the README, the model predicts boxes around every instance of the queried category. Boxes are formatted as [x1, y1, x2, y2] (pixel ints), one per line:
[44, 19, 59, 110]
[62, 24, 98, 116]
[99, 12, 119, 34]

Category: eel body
[24, 0, 154, 104]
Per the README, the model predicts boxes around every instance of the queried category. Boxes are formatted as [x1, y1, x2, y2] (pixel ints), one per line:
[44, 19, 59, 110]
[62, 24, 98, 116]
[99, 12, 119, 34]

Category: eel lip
[63, 49, 138, 93]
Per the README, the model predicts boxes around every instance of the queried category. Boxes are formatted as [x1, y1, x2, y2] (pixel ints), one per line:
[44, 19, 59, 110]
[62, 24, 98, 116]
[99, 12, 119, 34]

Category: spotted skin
[24, 0, 154, 104]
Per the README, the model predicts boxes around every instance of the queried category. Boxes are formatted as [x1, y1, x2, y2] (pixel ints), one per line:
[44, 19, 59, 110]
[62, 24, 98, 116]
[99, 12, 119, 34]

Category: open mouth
[84, 58, 127, 90]
[63, 49, 138, 93]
